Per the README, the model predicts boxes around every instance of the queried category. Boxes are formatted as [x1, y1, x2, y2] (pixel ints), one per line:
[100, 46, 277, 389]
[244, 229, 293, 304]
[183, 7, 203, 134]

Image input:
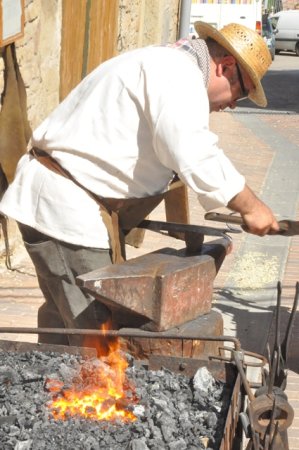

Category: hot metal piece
[0, 328, 241, 348]
[135, 219, 241, 237]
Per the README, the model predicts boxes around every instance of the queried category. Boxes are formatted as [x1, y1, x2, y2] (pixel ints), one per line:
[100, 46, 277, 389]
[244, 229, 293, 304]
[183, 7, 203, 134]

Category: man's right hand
[227, 184, 280, 236]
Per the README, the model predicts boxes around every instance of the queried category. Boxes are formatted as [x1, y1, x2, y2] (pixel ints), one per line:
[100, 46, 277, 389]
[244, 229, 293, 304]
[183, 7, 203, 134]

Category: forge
[0, 235, 246, 449]
[0, 337, 243, 450]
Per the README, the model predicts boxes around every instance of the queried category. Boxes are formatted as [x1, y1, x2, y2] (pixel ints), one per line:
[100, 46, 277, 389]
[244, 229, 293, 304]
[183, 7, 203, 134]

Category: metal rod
[213, 346, 267, 367]
[233, 351, 255, 402]
[280, 280, 299, 363]
[0, 326, 241, 350]
[178, 0, 192, 39]
[136, 219, 240, 237]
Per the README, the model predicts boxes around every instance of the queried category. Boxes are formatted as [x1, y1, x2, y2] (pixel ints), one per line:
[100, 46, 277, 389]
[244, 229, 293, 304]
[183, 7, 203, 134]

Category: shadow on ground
[215, 287, 299, 374]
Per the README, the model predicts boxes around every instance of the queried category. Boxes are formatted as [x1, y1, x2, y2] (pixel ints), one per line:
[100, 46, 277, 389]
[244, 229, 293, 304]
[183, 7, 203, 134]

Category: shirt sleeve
[148, 51, 245, 211]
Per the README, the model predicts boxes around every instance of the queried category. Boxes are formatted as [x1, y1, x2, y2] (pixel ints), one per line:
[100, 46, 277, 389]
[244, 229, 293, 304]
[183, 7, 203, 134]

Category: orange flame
[48, 324, 137, 422]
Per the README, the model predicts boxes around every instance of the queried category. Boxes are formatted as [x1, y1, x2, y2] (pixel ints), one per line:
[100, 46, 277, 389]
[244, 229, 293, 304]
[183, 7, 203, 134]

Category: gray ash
[0, 350, 231, 449]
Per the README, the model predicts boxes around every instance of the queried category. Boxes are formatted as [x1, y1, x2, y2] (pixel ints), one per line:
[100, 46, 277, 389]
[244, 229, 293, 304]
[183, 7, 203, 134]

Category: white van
[270, 10, 299, 56]
[189, 0, 262, 36]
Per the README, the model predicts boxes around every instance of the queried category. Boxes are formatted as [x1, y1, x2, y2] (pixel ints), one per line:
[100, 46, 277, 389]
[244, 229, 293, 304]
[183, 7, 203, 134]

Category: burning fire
[47, 325, 137, 422]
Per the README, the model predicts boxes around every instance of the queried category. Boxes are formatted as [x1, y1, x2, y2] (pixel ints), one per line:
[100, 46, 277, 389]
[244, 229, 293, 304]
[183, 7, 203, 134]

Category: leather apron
[30, 148, 182, 264]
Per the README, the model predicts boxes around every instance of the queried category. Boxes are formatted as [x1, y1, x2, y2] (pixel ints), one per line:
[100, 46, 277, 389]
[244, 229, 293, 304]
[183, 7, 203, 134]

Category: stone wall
[0, 0, 63, 130]
[282, 0, 299, 9]
[118, 0, 180, 52]
[0, 0, 62, 260]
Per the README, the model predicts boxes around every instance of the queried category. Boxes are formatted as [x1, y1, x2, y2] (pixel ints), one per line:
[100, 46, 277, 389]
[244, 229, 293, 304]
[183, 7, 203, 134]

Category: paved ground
[0, 55, 298, 447]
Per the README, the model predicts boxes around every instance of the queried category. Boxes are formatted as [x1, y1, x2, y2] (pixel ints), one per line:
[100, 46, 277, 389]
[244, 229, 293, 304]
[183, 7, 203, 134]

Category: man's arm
[227, 184, 280, 236]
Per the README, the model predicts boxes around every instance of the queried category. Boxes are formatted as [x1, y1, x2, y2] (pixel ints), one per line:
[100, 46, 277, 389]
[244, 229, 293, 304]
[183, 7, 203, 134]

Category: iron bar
[0, 326, 242, 351]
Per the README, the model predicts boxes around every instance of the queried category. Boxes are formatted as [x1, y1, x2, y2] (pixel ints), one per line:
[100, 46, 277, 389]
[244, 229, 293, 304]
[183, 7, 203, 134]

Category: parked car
[270, 10, 299, 56]
[262, 14, 276, 60]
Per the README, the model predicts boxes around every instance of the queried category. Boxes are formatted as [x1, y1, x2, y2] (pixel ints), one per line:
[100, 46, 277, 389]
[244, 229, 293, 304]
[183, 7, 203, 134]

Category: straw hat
[194, 21, 272, 107]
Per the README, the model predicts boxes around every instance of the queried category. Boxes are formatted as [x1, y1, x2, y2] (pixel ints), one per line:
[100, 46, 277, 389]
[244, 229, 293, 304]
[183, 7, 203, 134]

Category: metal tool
[235, 282, 298, 450]
[204, 212, 299, 236]
[134, 219, 240, 254]
[210, 282, 297, 450]
[135, 219, 241, 237]
[264, 281, 299, 391]
[233, 349, 294, 450]
[219, 347, 292, 450]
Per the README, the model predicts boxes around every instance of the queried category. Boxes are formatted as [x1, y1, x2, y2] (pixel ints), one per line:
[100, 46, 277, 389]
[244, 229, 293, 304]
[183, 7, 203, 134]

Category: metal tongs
[237, 283, 298, 449]
[265, 281, 299, 391]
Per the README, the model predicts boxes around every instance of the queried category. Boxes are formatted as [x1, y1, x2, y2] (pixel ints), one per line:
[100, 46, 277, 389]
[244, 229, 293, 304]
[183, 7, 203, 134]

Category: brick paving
[0, 110, 298, 447]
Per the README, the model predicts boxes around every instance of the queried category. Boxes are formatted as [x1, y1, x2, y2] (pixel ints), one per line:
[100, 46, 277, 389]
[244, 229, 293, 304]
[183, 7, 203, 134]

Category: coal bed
[0, 349, 233, 450]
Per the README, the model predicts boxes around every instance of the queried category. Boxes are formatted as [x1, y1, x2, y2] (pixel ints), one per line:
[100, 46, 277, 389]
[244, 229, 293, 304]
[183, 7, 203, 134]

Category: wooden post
[86, 0, 118, 75]
[60, 0, 88, 101]
[164, 180, 190, 240]
[165, 182, 190, 224]
[60, 0, 119, 101]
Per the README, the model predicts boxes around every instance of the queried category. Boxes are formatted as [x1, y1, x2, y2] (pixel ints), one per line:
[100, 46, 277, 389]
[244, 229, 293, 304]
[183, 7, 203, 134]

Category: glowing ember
[47, 327, 137, 422]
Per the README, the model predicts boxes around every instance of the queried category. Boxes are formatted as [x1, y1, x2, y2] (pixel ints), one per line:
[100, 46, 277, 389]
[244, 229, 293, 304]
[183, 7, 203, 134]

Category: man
[0, 22, 279, 346]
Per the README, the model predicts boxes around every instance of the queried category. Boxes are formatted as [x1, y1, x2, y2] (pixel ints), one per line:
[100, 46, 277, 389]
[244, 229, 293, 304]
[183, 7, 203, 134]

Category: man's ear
[217, 55, 236, 77]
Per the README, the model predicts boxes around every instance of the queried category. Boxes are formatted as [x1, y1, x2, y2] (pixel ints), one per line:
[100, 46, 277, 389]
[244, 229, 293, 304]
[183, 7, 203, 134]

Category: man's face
[207, 56, 254, 112]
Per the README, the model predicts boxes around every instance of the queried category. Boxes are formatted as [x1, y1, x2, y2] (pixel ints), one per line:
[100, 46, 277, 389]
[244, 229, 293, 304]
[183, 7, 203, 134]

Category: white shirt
[0, 45, 245, 249]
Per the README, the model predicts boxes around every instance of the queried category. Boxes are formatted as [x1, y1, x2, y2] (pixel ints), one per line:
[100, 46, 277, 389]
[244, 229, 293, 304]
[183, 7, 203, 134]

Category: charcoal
[0, 366, 19, 384]
[82, 435, 100, 449]
[152, 396, 168, 410]
[205, 411, 218, 428]
[0, 414, 17, 425]
[147, 437, 166, 449]
[168, 438, 187, 450]
[177, 400, 187, 411]
[0, 350, 231, 449]
[44, 377, 64, 392]
[126, 438, 149, 449]
[20, 369, 43, 383]
[57, 362, 78, 383]
[152, 427, 163, 441]
[187, 446, 203, 450]
[161, 423, 175, 442]
[15, 439, 32, 450]
[178, 410, 193, 429]
[193, 366, 215, 393]
[132, 404, 145, 418]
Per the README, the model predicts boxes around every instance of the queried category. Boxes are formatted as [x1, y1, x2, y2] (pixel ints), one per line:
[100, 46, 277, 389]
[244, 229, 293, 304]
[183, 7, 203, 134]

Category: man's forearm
[228, 184, 261, 214]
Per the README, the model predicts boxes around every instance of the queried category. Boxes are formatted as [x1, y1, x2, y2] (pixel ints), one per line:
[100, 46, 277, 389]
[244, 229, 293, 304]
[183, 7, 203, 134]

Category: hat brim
[194, 21, 267, 107]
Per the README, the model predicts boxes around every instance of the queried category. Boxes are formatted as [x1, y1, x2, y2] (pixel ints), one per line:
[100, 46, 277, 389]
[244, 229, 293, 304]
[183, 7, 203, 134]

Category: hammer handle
[204, 212, 243, 225]
[205, 212, 292, 235]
